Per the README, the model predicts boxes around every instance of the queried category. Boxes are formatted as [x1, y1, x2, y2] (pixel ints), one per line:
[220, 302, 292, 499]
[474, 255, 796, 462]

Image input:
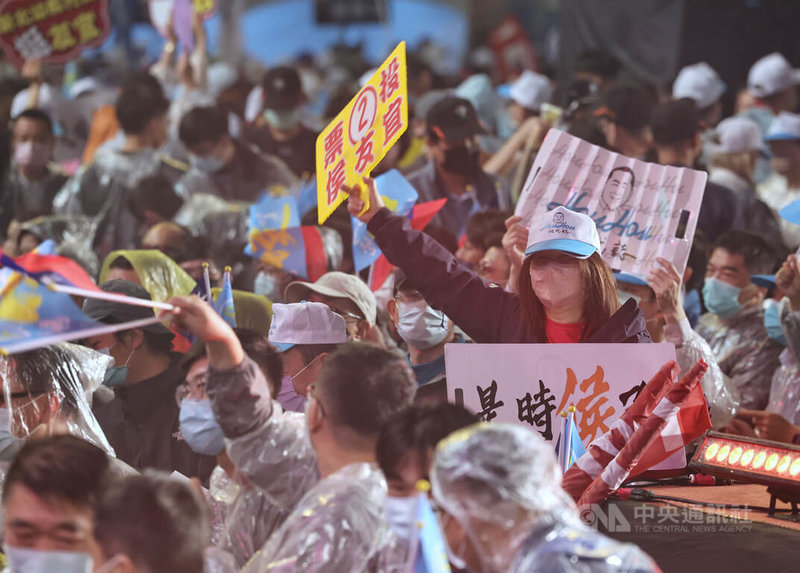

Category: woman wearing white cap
[348, 177, 650, 345]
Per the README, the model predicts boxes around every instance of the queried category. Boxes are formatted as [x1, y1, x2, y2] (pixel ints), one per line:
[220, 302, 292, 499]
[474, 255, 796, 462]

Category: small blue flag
[249, 194, 302, 232]
[352, 170, 418, 272]
[213, 269, 237, 328]
[414, 491, 451, 573]
[556, 407, 586, 473]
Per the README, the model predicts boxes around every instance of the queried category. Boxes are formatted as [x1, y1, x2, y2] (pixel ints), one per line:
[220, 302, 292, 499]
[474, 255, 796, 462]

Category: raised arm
[164, 297, 318, 506]
[347, 177, 533, 343]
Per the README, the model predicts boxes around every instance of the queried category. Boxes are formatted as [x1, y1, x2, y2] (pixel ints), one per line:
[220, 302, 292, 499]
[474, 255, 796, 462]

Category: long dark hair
[517, 253, 620, 342]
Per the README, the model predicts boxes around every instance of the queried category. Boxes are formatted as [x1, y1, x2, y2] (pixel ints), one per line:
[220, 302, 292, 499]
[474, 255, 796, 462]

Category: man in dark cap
[407, 96, 510, 237]
[594, 82, 655, 159]
[650, 98, 743, 242]
[82, 279, 216, 484]
[244, 66, 319, 179]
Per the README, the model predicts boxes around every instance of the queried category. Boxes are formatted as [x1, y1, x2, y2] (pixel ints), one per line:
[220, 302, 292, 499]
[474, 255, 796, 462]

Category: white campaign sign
[516, 129, 707, 281]
[445, 343, 676, 448]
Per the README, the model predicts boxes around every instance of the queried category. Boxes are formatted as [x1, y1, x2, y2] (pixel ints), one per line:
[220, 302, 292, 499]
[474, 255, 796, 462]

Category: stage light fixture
[690, 431, 800, 518]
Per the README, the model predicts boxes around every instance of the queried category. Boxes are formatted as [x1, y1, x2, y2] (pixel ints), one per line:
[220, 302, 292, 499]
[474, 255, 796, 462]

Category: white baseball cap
[509, 70, 552, 113]
[524, 206, 601, 259]
[766, 111, 800, 142]
[672, 62, 726, 110]
[268, 302, 347, 352]
[747, 52, 800, 98]
[712, 116, 770, 155]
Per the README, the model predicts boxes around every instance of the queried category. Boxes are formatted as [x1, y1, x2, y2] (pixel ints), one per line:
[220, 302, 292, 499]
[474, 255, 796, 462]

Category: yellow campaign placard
[315, 41, 408, 224]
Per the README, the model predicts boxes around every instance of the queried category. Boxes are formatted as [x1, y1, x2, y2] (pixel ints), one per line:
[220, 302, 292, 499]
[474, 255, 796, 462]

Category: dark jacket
[367, 208, 651, 344]
[406, 159, 510, 237]
[93, 355, 216, 484]
[179, 140, 299, 202]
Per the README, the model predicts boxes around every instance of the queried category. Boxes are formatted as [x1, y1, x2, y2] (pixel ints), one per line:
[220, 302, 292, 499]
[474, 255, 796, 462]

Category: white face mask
[3, 545, 94, 573]
[529, 257, 583, 313]
[254, 271, 285, 303]
[384, 496, 419, 542]
[396, 300, 449, 350]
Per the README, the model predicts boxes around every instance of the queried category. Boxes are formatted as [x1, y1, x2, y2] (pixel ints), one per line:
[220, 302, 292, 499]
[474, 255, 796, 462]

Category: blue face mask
[3, 545, 94, 573]
[764, 299, 786, 345]
[190, 153, 225, 174]
[179, 398, 225, 456]
[264, 108, 301, 130]
[702, 278, 742, 319]
[254, 271, 284, 303]
[100, 344, 134, 388]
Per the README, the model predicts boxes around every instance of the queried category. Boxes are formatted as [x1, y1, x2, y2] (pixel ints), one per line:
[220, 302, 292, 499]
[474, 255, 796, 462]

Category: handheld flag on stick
[557, 405, 586, 474]
[412, 481, 451, 573]
[352, 170, 418, 272]
[213, 266, 237, 327]
[0, 277, 163, 355]
[203, 262, 213, 300]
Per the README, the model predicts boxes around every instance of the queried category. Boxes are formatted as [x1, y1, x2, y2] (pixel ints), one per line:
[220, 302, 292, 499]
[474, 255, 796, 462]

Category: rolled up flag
[577, 360, 708, 507]
[562, 360, 678, 501]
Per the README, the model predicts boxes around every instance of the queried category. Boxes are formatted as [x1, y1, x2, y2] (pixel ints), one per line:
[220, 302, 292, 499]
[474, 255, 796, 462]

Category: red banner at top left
[0, 0, 111, 69]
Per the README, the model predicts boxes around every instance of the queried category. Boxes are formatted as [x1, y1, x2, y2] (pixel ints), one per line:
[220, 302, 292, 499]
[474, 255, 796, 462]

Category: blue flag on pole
[249, 194, 302, 232]
[414, 491, 451, 573]
[213, 269, 237, 328]
[352, 170, 418, 272]
[556, 407, 586, 473]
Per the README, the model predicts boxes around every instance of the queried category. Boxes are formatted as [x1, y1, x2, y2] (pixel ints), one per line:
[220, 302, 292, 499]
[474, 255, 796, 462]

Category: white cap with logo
[509, 70, 552, 113]
[672, 62, 726, 110]
[524, 206, 601, 259]
[747, 52, 800, 98]
[268, 302, 348, 352]
[766, 111, 800, 142]
[711, 116, 770, 155]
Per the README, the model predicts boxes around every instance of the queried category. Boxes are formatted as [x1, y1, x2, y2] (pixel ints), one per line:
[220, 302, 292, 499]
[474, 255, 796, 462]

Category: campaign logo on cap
[672, 62, 726, 110]
[524, 206, 601, 259]
[748, 52, 800, 99]
[268, 302, 347, 352]
[766, 111, 800, 142]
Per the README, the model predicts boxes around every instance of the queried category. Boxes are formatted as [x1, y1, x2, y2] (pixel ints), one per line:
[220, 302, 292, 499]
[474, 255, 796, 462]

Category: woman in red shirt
[348, 177, 648, 345]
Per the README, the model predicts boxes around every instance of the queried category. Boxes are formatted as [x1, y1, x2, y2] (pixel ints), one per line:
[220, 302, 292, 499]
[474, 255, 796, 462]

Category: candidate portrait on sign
[599, 166, 636, 212]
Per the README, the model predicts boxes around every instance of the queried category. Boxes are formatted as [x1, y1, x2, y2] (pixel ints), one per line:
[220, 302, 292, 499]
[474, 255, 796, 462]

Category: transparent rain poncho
[767, 299, 800, 424]
[207, 358, 403, 572]
[99, 249, 196, 303]
[696, 305, 784, 410]
[0, 343, 115, 469]
[664, 318, 740, 427]
[18, 215, 101, 277]
[431, 423, 658, 573]
[53, 147, 187, 260]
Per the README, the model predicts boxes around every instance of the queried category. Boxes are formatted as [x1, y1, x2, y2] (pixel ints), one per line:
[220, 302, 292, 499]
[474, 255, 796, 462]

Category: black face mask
[440, 144, 479, 177]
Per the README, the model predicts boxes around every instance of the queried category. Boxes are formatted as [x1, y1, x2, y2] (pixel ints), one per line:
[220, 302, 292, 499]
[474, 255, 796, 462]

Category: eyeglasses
[327, 306, 364, 323]
[175, 373, 208, 406]
[393, 290, 424, 304]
